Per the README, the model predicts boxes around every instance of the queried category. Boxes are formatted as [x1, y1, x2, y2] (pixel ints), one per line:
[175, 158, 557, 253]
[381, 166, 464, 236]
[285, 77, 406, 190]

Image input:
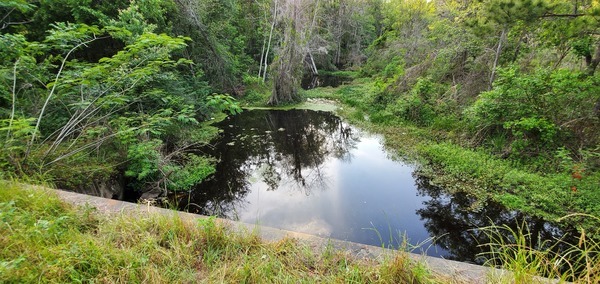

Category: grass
[478, 219, 600, 283]
[1, 180, 461, 283]
[4, 183, 598, 283]
[415, 143, 600, 227]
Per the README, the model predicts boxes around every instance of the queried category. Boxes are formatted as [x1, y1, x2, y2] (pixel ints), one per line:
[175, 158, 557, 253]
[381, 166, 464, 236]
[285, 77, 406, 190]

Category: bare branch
[6, 59, 19, 139]
[1, 20, 33, 30]
[27, 36, 107, 155]
[0, 8, 16, 24]
[43, 126, 141, 166]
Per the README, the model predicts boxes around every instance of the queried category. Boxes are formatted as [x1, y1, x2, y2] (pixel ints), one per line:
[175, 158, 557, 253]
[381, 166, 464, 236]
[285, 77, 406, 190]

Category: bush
[382, 78, 452, 126]
[504, 117, 558, 155]
[465, 67, 600, 157]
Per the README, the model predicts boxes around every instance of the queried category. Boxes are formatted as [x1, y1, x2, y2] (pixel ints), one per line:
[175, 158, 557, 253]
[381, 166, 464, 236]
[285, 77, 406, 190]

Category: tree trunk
[588, 42, 600, 118]
[262, 0, 278, 82]
[307, 51, 318, 75]
[258, 34, 266, 78]
[489, 27, 507, 90]
[7, 59, 18, 139]
[585, 41, 600, 76]
[512, 33, 526, 63]
[335, 3, 343, 66]
[270, 43, 302, 105]
[268, 0, 317, 105]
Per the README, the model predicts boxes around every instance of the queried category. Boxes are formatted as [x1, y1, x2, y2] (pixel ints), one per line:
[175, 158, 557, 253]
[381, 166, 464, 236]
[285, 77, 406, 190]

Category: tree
[317, 0, 378, 69]
[258, 0, 278, 81]
[0, 1, 241, 198]
[268, 0, 320, 105]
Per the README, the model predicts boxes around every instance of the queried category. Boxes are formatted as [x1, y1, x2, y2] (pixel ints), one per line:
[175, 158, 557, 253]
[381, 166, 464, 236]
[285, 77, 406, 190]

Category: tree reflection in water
[169, 109, 578, 264]
[172, 109, 358, 219]
[414, 174, 574, 263]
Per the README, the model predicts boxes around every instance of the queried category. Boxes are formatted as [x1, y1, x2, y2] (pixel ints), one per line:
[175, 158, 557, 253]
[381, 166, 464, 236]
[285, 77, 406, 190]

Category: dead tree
[268, 0, 319, 105]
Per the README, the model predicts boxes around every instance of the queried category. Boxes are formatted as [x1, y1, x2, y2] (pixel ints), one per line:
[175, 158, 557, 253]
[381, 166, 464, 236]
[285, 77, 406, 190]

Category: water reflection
[173, 110, 441, 254]
[171, 109, 574, 262]
[177, 109, 358, 218]
[414, 174, 572, 263]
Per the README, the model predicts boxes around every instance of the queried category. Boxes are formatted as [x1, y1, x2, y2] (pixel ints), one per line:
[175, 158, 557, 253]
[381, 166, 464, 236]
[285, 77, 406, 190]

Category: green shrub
[165, 154, 216, 192]
[388, 93, 435, 126]
[465, 67, 599, 157]
[503, 117, 558, 154]
[381, 78, 451, 126]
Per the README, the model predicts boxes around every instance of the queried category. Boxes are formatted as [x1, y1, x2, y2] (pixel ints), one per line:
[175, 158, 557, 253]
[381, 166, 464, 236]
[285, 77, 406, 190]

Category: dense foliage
[247, 1, 600, 254]
[0, 0, 384, 196]
[1, 0, 599, 239]
[324, 0, 600, 236]
[0, 0, 242, 197]
[362, 0, 600, 160]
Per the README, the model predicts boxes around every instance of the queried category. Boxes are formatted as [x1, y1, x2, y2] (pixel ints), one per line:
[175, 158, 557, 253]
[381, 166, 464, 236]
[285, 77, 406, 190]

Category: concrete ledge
[54, 189, 507, 283]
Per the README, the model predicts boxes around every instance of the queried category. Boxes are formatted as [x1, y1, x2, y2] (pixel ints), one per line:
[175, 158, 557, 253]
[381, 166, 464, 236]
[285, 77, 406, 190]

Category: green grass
[415, 143, 600, 236]
[4, 183, 598, 283]
[1, 181, 458, 283]
[479, 218, 600, 283]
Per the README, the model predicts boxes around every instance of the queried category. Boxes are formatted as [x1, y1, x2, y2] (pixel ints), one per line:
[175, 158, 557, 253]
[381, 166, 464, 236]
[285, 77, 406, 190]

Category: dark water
[301, 74, 352, 89]
[171, 109, 572, 262]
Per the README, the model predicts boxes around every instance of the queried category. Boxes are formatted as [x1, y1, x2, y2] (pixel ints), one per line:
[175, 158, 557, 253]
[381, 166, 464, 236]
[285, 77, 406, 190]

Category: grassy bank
[1, 181, 463, 283]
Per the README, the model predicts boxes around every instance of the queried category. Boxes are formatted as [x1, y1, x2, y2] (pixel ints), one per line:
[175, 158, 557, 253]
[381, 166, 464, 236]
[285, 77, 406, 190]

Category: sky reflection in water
[240, 136, 437, 254]
[175, 109, 567, 262]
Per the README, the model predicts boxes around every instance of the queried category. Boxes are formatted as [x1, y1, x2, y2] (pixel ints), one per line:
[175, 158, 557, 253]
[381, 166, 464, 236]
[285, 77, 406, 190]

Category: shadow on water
[168, 109, 575, 263]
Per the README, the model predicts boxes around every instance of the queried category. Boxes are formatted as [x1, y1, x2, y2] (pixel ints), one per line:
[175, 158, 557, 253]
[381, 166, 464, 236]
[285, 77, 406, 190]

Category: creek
[169, 109, 569, 263]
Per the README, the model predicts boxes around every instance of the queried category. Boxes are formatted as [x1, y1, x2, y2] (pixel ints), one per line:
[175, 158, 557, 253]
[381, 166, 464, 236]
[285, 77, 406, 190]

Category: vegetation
[304, 78, 600, 284]
[479, 218, 600, 283]
[0, 0, 381, 197]
[304, 0, 600, 239]
[1, 0, 600, 281]
[0, 0, 243, 197]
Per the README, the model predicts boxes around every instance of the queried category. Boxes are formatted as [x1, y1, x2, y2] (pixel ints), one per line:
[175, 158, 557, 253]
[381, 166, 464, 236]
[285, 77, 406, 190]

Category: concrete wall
[55, 189, 511, 283]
